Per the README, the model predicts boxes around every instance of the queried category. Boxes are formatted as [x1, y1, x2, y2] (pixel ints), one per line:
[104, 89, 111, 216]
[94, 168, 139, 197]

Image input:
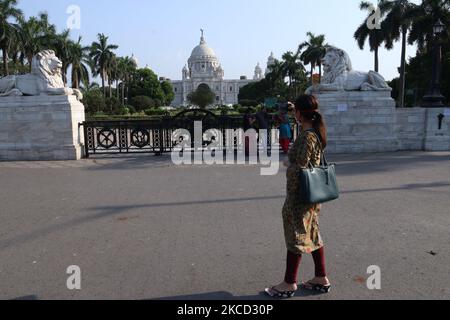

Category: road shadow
[150, 289, 326, 300]
[1, 177, 450, 250]
[328, 152, 450, 176]
[81, 151, 450, 177]
[10, 295, 39, 300]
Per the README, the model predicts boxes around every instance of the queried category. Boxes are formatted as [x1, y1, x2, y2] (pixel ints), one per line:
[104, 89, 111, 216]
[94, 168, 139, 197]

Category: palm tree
[265, 59, 286, 96]
[105, 53, 117, 98]
[297, 32, 327, 84]
[354, 1, 392, 72]
[0, 0, 23, 76]
[408, 0, 450, 51]
[67, 37, 90, 89]
[89, 33, 118, 97]
[18, 13, 56, 72]
[281, 51, 306, 98]
[116, 56, 137, 105]
[379, 0, 417, 108]
[50, 30, 72, 84]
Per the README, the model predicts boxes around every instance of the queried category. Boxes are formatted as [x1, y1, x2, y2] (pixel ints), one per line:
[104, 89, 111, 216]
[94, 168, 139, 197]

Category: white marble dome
[188, 31, 222, 79]
[190, 39, 217, 59]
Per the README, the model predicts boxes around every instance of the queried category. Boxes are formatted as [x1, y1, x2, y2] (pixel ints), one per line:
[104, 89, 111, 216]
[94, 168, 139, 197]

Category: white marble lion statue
[306, 46, 391, 94]
[0, 50, 83, 100]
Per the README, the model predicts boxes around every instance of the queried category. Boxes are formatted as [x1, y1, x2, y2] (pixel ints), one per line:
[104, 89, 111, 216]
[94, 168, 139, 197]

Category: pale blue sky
[19, 0, 421, 81]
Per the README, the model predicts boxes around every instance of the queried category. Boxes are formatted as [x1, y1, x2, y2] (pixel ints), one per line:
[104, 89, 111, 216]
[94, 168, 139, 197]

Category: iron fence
[80, 109, 300, 157]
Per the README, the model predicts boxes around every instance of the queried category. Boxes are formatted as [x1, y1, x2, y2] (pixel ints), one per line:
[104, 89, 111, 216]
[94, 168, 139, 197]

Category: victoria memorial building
[170, 31, 276, 107]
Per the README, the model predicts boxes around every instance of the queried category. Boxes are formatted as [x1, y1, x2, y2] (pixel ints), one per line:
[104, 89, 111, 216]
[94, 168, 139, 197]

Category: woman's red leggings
[280, 138, 290, 154]
[284, 247, 327, 285]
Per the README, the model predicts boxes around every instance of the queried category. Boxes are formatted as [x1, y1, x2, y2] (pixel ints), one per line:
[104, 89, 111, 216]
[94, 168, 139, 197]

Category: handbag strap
[305, 129, 328, 167]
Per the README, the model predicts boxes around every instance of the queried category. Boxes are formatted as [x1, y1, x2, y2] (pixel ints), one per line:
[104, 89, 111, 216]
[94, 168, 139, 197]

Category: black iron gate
[80, 109, 299, 157]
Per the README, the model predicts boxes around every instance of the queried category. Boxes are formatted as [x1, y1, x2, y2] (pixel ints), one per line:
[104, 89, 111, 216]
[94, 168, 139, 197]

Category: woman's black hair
[294, 95, 327, 149]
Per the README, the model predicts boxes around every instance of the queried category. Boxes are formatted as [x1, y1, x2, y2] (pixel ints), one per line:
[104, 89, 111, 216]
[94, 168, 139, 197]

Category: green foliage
[390, 41, 450, 107]
[82, 88, 106, 114]
[131, 95, 155, 111]
[105, 96, 122, 114]
[237, 106, 255, 114]
[239, 99, 259, 107]
[126, 105, 137, 114]
[238, 79, 271, 103]
[161, 80, 175, 106]
[118, 106, 130, 115]
[187, 84, 215, 109]
[144, 108, 167, 116]
[129, 68, 166, 104]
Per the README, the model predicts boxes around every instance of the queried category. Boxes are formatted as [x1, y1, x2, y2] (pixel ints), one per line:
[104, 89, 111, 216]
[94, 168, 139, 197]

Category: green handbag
[298, 130, 340, 204]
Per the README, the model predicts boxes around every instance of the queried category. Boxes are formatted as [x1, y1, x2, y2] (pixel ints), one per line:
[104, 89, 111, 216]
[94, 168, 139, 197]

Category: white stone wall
[423, 108, 450, 151]
[395, 108, 426, 151]
[315, 92, 450, 154]
[0, 96, 85, 161]
[316, 91, 398, 153]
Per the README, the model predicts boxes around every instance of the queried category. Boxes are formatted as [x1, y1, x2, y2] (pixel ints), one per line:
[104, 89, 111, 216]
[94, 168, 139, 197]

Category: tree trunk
[310, 65, 314, 85]
[122, 81, 125, 105]
[398, 28, 407, 108]
[62, 63, 68, 85]
[27, 54, 33, 73]
[102, 69, 106, 97]
[73, 71, 79, 90]
[2, 47, 9, 76]
[319, 63, 322, 83]
[374, 47, 379, 73]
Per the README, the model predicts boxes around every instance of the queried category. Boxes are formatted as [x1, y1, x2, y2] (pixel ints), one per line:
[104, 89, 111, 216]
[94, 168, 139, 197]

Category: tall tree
[297, 32, 327, 84]
[51, 30, 72, 84]
[67, 37, 90, 89]
[408, 0, 450, 51]
[281, 51, 307, 98]
[187, 84, 215, 109]
[117, 56, 137, 105]
[265, 59, 288, 97]
[0, 0, 23, 76]
[18, 13, 56, 72]
[379, 0, 417, 108]
[89, 33, 118, 97]
[354, 1, 393, 72]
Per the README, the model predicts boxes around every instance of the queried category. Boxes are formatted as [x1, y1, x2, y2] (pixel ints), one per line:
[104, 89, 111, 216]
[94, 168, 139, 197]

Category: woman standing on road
[265, 95, 331, 298]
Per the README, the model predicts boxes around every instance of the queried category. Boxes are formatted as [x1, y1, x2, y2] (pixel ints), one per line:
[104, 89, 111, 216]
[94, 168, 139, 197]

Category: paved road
[0, 151, 449, 300]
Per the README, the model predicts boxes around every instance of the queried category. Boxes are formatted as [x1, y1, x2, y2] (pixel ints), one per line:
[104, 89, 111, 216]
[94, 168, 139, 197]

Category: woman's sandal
[301, 281, 332, 294]
[264, 286, 296, 299]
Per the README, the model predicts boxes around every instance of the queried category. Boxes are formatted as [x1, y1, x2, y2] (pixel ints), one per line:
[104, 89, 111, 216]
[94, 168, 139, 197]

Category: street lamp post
[423, 19, 446, 108]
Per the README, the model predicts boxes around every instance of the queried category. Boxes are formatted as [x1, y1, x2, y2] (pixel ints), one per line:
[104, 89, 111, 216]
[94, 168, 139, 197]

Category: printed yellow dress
[282, 129, 324, 255]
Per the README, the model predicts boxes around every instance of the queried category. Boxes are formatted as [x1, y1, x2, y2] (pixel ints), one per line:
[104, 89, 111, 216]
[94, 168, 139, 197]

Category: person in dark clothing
[243, 109, 256, 156]
[255, 106, 271, 151]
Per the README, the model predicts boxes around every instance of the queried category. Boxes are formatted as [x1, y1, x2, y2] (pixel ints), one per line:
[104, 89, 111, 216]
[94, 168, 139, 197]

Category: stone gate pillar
[0, 95, 85, 161]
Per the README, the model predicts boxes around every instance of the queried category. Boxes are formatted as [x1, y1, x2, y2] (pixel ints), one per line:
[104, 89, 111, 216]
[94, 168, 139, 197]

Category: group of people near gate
[243, 102, 294, 154]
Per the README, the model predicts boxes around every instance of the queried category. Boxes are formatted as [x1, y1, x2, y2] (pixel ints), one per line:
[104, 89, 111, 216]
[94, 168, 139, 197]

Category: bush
[131, 96, 155, 111]
[239, 99, 258, 107]
[125, 105, 137, 114]
[118, 107, 130, 115]
[153, 98, 162, 108]
[238, 106, 255, 114]
[105, 96, 122, 115]
[82, 89, 106, 114]
[144, 108, 167, 116]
